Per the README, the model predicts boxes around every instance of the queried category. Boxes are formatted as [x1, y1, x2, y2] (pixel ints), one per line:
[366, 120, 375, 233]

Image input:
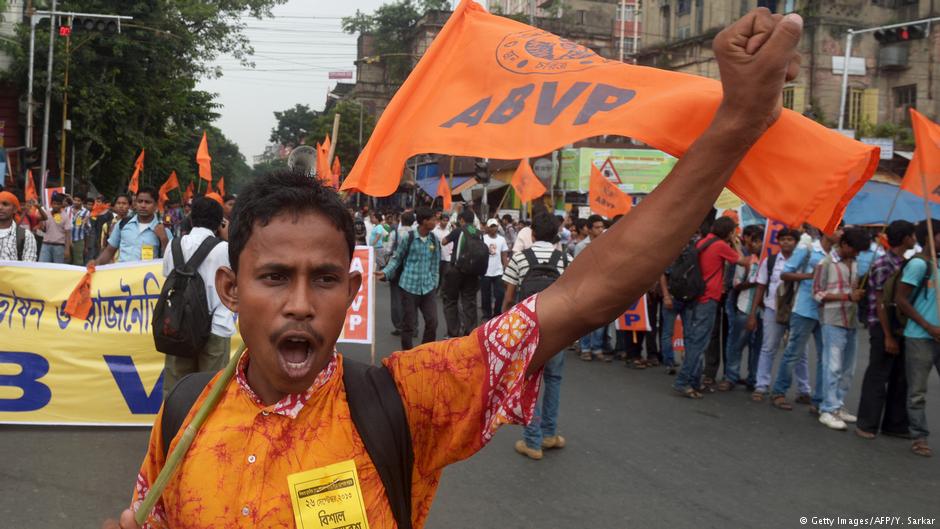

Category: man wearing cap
[481, 217, 509, 319]
[0, 191, 38, 261]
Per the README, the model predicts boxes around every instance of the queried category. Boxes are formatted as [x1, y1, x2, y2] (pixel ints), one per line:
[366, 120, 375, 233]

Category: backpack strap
[15, 226, 26, 260]
[181, 237, 222, 275]
[119, 214, 133, 231]
[343, 359, 415, 529]
[522, 248, 539, 270]
[171, 236, 186, 271]
[161, 370, 217, 458]
[547, 249, 563, 270]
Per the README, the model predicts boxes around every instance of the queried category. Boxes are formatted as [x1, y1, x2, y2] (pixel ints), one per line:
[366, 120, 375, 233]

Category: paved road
[2, 282, 939, 528]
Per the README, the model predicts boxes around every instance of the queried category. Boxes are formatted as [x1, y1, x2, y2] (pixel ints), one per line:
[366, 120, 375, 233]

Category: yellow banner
[0, 248, 374, 426]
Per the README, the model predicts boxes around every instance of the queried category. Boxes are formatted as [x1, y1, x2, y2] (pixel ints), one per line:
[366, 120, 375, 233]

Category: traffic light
[874, 23, 928, 44]
[474, 158, 489, 184]
[71, 17, 119, 34]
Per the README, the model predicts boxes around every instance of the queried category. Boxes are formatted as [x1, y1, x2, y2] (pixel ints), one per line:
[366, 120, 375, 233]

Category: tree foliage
[1, 0, 285, 198]
[269, 104, 316, 149]
[305, 100, 376, 178]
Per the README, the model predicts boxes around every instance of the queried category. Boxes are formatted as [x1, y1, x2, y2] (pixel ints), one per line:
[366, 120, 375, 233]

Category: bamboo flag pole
[919, 172, 940, 324]
[135, 345, 245, 526]
[327, 113, 341, 166]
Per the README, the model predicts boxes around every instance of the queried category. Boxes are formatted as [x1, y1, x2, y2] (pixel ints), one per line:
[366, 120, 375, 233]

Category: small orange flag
[217, 177, 225, 197]
[196, 132, 212, 182]
[901, 109, 940, 203]
[158, 171, 180, 211]
[331, 156, 342, 188]
[25, 169, 38, 202]
[183, 182, 194, 203]
[316, 136, 333, 184]
[65, 263, 96, 320]
[341, 0, 877, 232]
[437, 174, 452, 210]
[589, 163, 632, 218]
[128, 149, 144, 194]
[511, 158, 547, 203]
[204, 191, 224, 206]
[91, 200, 110, 217]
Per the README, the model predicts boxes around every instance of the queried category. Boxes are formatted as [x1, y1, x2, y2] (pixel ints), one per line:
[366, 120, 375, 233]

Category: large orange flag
[158, 171, 180, 211]
[901, 109, 940, 202]
[25, 169, 38, 202]
[511, 158, 547, 203]
[316, 136, 333, 184]
[341, 0, 876, 231]
[183, 182, 194, 203]
[590, 163, 632, 218]
[437, 174, 452, 210]
[197, 132, 212, 182]
[217, 177, 225, 197]
[129, 149, 144, 194]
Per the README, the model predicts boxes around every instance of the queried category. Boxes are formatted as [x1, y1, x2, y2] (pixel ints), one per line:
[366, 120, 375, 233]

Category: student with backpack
[442, 209, 487, 337]
[672, 217, 748, 398]
[721, 224, 764, 391]
[156, 197, 235, 398]
[95, 187, 170, 264]
[855, 220, 915, 440]
[501, 213, 569, 460]
[895, 219, 940, 457]
[0, 191, 38, 261]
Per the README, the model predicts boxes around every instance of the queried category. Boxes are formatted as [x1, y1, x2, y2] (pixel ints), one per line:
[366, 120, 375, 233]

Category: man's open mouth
[275, 333, 318, 380]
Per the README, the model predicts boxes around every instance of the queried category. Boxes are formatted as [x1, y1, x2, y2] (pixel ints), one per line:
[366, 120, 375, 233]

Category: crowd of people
[352, 201, 938, 460]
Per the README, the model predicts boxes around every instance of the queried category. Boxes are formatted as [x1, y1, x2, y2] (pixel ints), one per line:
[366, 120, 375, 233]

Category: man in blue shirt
[896, 219, 940, 458]
[376, 206, 440, 350]
[95, 187, 169, 264]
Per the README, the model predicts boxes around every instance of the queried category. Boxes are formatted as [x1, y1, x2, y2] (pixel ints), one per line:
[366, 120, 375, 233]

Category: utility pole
[39, 0, 57, 183]
[619, 0, 626, 62]
[633, 0, 640, 64]
[59, 19, 71, 186]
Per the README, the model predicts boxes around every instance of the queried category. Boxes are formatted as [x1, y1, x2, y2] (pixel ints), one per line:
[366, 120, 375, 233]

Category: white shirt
[432, 225, 453, 262]
[756, 253, 788, 312]
[484, 233, 508, 277]
[161, 227, 236, 337]
[512, 226, 534, 253]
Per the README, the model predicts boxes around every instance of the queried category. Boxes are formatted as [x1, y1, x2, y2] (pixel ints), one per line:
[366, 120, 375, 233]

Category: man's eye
[261, 273, 286, 282]
[314, 275, 339, 285]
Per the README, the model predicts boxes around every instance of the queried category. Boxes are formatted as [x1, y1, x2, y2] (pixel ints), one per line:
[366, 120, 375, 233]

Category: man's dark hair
[611, 214, 624, 225]
[51, 192, 65, 203]
[373, 212, 384, 222]
[137, 187, 158, 201]
[459, 209, 475, 225]
[574, 218, 588, 233]
[532, 213, 558, 242]
[502, 214, 513, 223]
[841, 227, 871, 252]
[114, 193, 131, 204]
[228, 169, 354, 273]
[915, 219, 940, 248]
[586, 214, 604, 228]
[777, 227, 802, 241]
[72, 193, 86, 203]
[886, 220, 916, 247]
[711, 216, 737, 239]
[742, 224, 764, 241]
[400, 210, 415, 225]
[223, 194, 236, 203]
[190, 196, 224, 232]
[415, 206, 434, 224]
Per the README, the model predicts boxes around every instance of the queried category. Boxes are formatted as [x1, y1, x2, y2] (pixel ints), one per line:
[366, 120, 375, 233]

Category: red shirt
[696, 234, 739, 303]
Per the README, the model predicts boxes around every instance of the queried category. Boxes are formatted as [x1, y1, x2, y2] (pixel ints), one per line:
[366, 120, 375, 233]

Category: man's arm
[875, 288, 900, 354]
[896, 261, 940, 341]
[530, 10, 803, 370]
[35, 205, 47, 221]
[95, 244, 118, 265]
[502, 282, 517, 314]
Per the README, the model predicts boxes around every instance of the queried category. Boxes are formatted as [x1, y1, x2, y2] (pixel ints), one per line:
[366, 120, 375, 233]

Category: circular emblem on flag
[496, 29, 610, 75]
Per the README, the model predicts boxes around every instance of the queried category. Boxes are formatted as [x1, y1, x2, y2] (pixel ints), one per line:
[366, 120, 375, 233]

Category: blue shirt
[369, 225, 387, 249]
[70, 207, 89, 242]
[381, 229, 440, 296]
[785, 244, 826, 320]
[901, 256, 938, 340]
[107, 214, 170, 262]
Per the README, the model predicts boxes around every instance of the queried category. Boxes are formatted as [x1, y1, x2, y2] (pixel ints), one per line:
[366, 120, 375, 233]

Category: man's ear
[217, 266, 239, 313]
[346, 271, 363, 308]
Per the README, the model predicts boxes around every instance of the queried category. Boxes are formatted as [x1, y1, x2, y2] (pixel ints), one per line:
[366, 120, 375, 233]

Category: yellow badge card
[287, 459, 370, 529]
[141, 245, 154, 261]
[75, 217, 83, 227]
[53, 213, 62, 223]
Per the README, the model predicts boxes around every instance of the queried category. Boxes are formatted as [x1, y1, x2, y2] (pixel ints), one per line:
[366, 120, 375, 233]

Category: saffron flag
[901, 109, 940, 202]
[183, 182, 194, 203]
[759, 219, 787, 264]
[91, 199, 110, 217]
[511, 158, 547, 203]
[25, 169, 38, 202]
[196, 132, 212, 182]
[341, 0, 877, 231]
[317, 136, 333, 185]
[615, 295, 651, 332]
[437, 174, 452, 210]
[217, 177, 225, 197]
[65, 263, 96, 320]
[204, 191, 224, 207]
[129, 149, 144, 194]
[332, 156, 342, 188]
[589, 163, 632, 218]
[158, 171, 180, 211]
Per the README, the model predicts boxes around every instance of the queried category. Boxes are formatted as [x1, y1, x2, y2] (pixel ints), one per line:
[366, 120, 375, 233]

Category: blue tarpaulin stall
[843, 180, 940, 225]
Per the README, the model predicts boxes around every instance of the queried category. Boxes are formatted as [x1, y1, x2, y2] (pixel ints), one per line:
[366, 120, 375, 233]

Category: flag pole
[327, 113, 341, 166]
[919, 171, 940, 323]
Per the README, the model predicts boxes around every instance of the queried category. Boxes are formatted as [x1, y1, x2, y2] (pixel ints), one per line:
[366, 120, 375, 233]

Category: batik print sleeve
[383, 295, 542, 474]
[128, 408, 169, 529]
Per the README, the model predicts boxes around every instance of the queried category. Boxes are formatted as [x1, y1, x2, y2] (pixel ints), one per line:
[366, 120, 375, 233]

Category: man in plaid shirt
[377, 206, 441, 350]
[856, 221, 916, 440]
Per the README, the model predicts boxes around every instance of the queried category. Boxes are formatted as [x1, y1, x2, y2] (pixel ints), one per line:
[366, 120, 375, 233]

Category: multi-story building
[635, 0, 939, 137]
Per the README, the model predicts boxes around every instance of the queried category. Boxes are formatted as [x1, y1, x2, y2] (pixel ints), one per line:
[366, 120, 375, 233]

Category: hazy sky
[198, 0, 464, 162]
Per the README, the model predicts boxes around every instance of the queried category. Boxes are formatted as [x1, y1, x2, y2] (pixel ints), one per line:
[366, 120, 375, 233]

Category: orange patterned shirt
[131, 296, 543, 528]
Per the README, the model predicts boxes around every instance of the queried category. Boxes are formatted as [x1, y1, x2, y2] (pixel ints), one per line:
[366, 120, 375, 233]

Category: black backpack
[519, 248, 566, 299]
[161, 358, 414, 529]
[152, 236, 222, 358]
[882, 254, 930, 335]
[667, 237, 719, 303]
[14, 226, 26, 260]
[455, 228, 488, 276]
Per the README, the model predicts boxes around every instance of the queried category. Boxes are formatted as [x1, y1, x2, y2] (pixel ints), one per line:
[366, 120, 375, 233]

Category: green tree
[305, 100, 376, 178]
[1, 0, 284, 197]
[270, 104, 317, 149]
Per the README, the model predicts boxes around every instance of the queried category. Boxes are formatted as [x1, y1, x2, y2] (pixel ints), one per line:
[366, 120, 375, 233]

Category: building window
[677, 25, 691, 39]
[782, 85, 804, 112]
[677, 0, 690, 15]
[848, 88, 864, 130]
[783, 87, 795, 110]
[757, 0, 778, 11]
[784, 0, 796, 12]
[894, 84, 917, 123]
[740, 0, 750, 16]
[695, 0, 704, 34]
[616, 4, 636, 21]
[847, 87, 879, 130]
[661, 5, 671, 41]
